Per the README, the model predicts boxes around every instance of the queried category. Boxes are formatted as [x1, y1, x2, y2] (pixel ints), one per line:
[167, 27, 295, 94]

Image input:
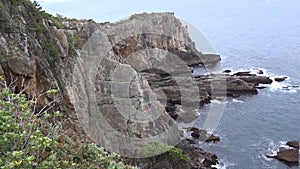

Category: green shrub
[141, 142, 191, 167]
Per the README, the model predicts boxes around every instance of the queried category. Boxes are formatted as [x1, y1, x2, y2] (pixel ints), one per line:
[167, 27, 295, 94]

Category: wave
[212, 159, 235, 169]
[255, 138, 298, 169]
[226, 67, 299, 93]
[232, 99, 244, 103]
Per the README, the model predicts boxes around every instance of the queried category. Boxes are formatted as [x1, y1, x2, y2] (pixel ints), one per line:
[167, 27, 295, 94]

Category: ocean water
[193, 0, 300, 168]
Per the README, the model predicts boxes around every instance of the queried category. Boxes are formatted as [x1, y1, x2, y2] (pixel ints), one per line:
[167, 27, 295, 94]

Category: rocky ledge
[146, 69, 273, 122]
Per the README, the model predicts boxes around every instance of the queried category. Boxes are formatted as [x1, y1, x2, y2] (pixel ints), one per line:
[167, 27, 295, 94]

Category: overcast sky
[36, 0, 286, 23]
[35, 0, 300, 54]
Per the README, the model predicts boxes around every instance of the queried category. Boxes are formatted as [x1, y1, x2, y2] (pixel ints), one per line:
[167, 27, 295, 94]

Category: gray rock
[7, 56, 33, 77]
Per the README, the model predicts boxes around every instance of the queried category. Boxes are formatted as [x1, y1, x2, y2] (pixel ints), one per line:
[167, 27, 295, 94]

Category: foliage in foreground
[0, 77, 135, 169]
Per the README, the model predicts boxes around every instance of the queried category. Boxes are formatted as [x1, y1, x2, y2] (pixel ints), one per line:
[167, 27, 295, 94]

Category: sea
[192, 0, 300, 168]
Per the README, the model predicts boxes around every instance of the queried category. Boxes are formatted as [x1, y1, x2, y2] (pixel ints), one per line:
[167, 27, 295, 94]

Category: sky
[35, 0, 282, 23]
[34, 0, 300, 55]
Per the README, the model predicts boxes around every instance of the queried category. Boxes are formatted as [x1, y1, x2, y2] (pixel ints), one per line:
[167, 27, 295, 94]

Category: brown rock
[287, 141, 300, 149]
[275, 149, 299, 166]
[206, 135, 221, 142]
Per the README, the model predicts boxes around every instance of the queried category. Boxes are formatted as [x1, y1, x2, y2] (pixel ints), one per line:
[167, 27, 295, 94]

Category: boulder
[223, 69, 231, 73]
[268, 149, 299, 166]
[275, 77, 287, 82]
[275, 149, 299, 166]
[206, 135, 221, 142]
[257, 69, 264, 74]
[287, 141, 300, 149]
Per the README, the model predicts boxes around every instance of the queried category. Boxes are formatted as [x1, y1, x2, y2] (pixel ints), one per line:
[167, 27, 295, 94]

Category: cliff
[0, 0, 273, 168]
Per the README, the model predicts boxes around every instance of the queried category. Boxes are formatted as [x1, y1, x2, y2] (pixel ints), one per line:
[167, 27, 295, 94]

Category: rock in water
[272, 149, 299, 166]
[275, 77, 287, 82]
[257, 69, 264, 74]
[287, 141, 300, 149]
[191, 129, 220, 143]
[223, 69, 231, 73]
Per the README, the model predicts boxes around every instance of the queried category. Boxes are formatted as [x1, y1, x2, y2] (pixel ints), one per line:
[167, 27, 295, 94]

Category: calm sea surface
[194, 0, 300, 168]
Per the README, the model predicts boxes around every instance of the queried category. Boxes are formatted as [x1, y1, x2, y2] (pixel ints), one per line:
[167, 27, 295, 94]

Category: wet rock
[257, 69, 264, 74]
[271, 149, 299, 166]
[275, 77, 287, 82]
[287, 141, 300, 149]
[187, 127, 200, 132]
[206, 135, 221, 142]
[256, 86, 267, 89]
[238, 76, 273, 84]
[191, 129, 220, 143]
[226, 78, 258, 96]
[186, 138, 196, 144]
[223, 69, 231, 73]
[233, 71, 252, 76]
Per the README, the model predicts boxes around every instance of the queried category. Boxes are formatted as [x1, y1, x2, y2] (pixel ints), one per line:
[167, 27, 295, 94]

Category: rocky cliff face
[0, 1, 274, 168]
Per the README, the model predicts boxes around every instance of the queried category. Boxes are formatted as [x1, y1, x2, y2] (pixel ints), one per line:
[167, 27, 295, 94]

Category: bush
[0, 77, 135, 169]
[141, 142, 191, 167]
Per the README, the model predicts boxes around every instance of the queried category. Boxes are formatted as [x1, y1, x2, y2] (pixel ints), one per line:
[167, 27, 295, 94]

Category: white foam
[269, 77, 299, 93]
[212, 159, 235, 169]
[212, 163, 227, 169]
[249, 67, 269, 76]
[210, 99, 223, 104]
[232, 99, 244, 103]
[228, 67, 268, 76]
